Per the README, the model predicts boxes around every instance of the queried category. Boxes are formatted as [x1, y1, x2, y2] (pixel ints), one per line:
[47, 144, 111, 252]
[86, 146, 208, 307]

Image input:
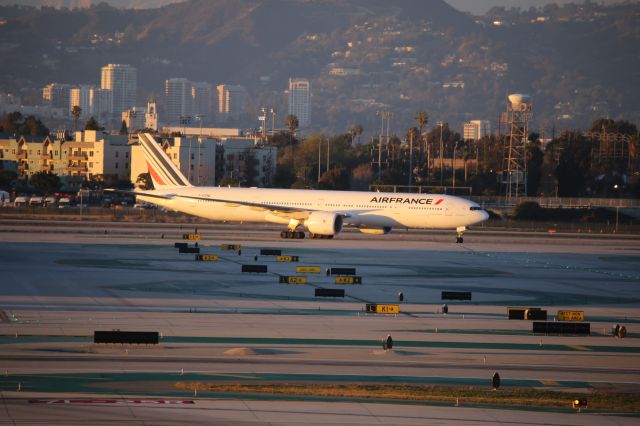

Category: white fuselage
[137, 187, 488, 230]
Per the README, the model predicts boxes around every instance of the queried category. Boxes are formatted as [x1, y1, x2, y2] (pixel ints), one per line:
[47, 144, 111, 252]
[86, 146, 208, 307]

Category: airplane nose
[479, 210, 489, 222]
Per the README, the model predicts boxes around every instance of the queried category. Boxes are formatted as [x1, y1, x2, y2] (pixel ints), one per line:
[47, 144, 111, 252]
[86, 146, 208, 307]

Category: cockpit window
[470, 206, 482, 211]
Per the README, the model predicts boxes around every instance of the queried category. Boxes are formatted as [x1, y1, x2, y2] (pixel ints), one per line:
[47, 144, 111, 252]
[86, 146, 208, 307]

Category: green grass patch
[175, 382, 640, 412]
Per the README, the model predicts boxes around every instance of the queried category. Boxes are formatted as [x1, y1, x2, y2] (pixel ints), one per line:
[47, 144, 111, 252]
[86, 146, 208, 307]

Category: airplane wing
[105, 189, 350, 220]
[174, 194, 351, 220]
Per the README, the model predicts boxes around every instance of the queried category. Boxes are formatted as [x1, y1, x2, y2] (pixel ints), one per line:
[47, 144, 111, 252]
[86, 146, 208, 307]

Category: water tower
[502, 94, 532, 199]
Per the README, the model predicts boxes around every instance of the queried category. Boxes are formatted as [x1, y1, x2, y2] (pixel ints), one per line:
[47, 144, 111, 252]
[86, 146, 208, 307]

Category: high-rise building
[69, 85, 94, 118]
[463, 120, 491, 141]
[191, 82, 213, 120]
[216, 84, 247, 123]
[100, 63, 137, 115]
[70, 86, 113, 119]
[90, 87, 113, 118]
[42, 83, 71, 109]
[165, 78, 192, 124]
[287, 78, 310, 127]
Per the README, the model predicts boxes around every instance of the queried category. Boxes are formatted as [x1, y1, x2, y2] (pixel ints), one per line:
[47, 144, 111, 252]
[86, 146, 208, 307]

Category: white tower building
[288, 78, 310, 127]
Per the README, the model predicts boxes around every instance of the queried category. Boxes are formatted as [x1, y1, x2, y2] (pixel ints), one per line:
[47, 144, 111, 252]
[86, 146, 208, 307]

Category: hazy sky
[0, 0, 633, 14]
[445, 0, 628, 15]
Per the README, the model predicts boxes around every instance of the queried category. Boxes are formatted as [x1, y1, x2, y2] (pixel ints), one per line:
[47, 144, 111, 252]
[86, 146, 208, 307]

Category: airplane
[116, 133, 489, 242]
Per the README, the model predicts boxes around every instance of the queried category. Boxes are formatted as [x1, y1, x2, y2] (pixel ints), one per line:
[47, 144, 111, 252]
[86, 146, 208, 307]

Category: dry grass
[174, 382, 640, 412]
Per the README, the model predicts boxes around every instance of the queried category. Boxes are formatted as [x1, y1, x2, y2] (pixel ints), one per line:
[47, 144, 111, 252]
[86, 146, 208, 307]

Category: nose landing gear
[456, 226, 465, 244]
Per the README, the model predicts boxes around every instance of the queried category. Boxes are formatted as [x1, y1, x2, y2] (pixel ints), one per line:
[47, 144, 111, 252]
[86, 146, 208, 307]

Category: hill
[0, 0, 637, 134]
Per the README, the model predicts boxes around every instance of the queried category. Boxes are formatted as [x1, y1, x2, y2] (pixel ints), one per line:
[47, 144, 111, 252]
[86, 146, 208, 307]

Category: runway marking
[539, 380, 559, 386]
[29, 399, 195, 405]
[568, 345, 592, 351]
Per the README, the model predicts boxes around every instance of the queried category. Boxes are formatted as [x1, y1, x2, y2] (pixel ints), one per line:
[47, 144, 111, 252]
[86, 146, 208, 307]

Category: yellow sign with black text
[296, 266, 321, 273]
[195, 254, 219, 261]
[183, 233, 201, 240]
[335, 276, 362, 284]
[557, 310, 585, 321]
[279, 276, 307, 284]
[276, 255, 299, 262]
[366, 304, 399, 314]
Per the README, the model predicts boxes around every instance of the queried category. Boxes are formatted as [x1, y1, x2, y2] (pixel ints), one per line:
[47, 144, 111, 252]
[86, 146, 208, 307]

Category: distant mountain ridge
[0, 0, 637, 133]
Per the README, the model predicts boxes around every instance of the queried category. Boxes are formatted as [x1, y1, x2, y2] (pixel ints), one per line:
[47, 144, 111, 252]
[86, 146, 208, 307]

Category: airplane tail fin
[139, 133, 192, 189]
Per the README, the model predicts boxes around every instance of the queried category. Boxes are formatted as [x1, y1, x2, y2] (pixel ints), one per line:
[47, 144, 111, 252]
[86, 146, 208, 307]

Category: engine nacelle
[305, 211, 343, 236]
[358, 226, 392, 235]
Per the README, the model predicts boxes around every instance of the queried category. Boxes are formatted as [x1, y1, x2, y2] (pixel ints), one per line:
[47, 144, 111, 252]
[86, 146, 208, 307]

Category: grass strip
[175, 382, 640, 412]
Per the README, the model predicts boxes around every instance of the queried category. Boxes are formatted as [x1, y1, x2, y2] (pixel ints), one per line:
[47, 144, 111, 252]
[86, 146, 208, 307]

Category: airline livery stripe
[146, 161, 166, 186]
[141, 134, 184, 186]
[140, 134, 189, 186]
[145, 149, 179, 186]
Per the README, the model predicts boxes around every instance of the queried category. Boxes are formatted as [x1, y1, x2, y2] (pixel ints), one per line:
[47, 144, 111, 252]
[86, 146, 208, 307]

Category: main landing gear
[280, 230, 305, 239]
[456, 226, 465, 244]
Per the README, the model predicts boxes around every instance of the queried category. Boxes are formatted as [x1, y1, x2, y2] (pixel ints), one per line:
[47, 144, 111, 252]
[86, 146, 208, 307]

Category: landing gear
[456, 226, 466, 244]
[280, 230, 305, 239]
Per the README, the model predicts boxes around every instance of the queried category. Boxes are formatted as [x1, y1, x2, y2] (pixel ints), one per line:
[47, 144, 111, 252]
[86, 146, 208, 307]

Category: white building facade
[101, 63, 137, 116]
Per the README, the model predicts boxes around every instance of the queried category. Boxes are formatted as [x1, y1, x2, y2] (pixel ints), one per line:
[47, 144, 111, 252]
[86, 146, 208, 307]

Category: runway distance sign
[182, 233, 201, 240]
[276, 255, 299, 262]
[366, 304, 399, 314]
[557, 310, 585, 321]
[29, 399, 195, 405]
[278, 275, 307, 284]
[335, 276, 362, 284]
[195, 254, 219, 261]
[296, 266, 321, 273]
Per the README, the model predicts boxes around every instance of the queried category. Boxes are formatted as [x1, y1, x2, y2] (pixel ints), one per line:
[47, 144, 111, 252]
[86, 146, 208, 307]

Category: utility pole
[376, 111, 392, 181]
[437, 121, 444, 187]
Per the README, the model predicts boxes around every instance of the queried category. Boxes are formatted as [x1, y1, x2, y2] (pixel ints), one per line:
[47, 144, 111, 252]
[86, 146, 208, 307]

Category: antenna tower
[502, 94, 532, 200]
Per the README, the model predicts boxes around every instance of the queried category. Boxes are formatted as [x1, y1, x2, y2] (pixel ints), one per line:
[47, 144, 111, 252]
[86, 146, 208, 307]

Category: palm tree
[285, 114, 299, 169]
[70, 105, 82, 131]
[350, 124, 364, 145]
[415, 111, 429, 179]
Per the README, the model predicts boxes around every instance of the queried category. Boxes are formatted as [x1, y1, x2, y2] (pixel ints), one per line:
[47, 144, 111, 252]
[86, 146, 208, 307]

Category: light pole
[326, 137, 330, 173]
[318, 138, 322, 183]
[270, 108, 275, 135]
[408, 131, 413, 187]
[437, 121, 444, 187]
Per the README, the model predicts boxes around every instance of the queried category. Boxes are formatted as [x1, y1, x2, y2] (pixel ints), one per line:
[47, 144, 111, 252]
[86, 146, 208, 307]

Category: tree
[318, 167, 349, 190]
[0, 111, 49, 136]
[415, 111, 429, 167]
[70, 105, 82, 131]
[85, 116, 101, 131]
[30, 171, 60, 194]
[119, 120, 128, 135]
[136, 172, 154, 190]
[0, 169, 18, 190]
[349, 124, 363, 145]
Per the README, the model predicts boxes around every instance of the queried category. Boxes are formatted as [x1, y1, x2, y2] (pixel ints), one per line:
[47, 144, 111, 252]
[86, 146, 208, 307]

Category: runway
[0, 220, 639, 424]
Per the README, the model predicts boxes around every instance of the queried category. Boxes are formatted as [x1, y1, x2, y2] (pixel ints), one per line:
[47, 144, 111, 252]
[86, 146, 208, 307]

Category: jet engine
[305, 211, 343, 236]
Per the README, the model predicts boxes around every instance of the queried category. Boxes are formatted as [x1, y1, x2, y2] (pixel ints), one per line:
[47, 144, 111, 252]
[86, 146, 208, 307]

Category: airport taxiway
[0, 221, 639, 424]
